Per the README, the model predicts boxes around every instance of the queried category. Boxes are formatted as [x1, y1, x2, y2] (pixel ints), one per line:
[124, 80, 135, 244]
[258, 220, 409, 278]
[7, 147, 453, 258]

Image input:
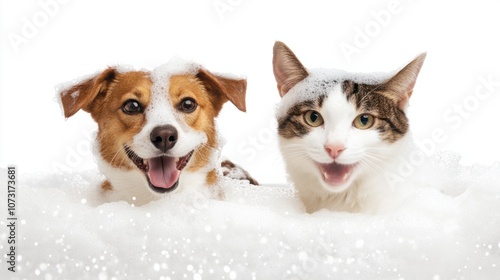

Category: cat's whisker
[361, 154, 384, 169]
[362, 152, 391, 167]
[363, 147, 406, 160]
[364, 154, 392, 162]
[363, 154, 392, 168]
[363, 147, 396, 154]
[280, 150, 310, 161]
[359, 159, 385, 180]
[363, 146, 393, 150]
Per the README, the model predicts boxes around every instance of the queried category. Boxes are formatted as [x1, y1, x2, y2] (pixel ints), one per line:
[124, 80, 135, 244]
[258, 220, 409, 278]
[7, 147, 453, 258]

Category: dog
[58, 58, 256, 205]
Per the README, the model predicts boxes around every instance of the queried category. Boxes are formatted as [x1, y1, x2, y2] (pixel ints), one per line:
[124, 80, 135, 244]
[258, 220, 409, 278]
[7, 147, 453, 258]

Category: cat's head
[273, 41, 425, 194]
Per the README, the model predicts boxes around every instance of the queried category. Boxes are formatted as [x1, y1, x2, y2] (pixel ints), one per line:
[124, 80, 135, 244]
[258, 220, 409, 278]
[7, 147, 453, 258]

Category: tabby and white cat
[272, 41, 426, 213]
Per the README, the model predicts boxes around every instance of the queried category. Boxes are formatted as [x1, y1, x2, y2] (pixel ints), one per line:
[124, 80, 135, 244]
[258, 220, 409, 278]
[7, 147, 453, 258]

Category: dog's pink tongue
[147, 156, 180, 189]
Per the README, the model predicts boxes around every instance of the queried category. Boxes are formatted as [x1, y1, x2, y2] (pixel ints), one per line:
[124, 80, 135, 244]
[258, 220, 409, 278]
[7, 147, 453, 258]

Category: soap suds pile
[0, 152, 499, 279]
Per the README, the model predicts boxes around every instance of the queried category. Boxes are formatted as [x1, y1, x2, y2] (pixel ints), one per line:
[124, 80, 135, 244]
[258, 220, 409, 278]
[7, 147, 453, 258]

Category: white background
[1, 0, 500, 184]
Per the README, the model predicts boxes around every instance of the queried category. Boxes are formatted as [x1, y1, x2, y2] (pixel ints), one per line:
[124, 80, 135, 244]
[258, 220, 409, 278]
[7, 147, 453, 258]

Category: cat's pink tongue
[320, 163, 355, 186]
[147, 156, 180, 189]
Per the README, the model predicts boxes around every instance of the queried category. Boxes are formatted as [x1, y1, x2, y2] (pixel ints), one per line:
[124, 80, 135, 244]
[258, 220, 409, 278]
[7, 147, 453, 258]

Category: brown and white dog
[58, 59, 253, 205]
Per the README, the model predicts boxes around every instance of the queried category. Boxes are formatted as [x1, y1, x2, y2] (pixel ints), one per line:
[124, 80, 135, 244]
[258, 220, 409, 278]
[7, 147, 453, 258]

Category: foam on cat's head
[275, 68, 392, 119]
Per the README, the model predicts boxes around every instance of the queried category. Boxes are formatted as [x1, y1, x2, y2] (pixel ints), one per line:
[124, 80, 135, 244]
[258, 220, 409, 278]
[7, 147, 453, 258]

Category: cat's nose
[325, 144, 345, 159]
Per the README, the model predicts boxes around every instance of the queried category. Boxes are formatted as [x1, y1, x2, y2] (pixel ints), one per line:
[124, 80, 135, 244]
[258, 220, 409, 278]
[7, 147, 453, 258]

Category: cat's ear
[273, 41, 309, 97]
[381, 53, 426, 109]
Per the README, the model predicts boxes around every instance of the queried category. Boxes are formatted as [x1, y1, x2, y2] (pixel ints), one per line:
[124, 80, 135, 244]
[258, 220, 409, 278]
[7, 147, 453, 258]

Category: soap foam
[5, 154, 500, 279]
[276, 68, 392, 119]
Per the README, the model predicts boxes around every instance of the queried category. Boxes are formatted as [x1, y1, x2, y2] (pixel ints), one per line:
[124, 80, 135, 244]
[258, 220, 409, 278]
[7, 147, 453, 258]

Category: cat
[272, 41, 426, 213]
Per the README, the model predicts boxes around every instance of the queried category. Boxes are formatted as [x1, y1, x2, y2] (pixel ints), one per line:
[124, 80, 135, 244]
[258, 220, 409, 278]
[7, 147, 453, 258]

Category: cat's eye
[304, 110, 324, 127]
[178, 97, 197, 113]
[122, 99, 144, 115]
[353, 114, 375, 129]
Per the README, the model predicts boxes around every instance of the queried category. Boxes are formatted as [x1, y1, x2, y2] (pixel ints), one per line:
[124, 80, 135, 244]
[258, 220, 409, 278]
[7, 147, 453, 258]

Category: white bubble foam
[7, 151, 500, 279]
[149, 57, 201, 126]
[276, 68, 392, 119]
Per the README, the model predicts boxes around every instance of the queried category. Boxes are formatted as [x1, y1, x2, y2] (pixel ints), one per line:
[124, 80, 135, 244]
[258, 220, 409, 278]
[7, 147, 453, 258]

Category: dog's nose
[150, 125, 178, 153]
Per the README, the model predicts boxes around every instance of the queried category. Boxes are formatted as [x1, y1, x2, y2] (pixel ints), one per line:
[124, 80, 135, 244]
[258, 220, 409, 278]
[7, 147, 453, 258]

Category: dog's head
[59, 60, 246, 194]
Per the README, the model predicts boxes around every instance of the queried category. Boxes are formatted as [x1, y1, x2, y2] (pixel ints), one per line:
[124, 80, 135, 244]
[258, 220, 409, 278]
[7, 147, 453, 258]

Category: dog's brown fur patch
[95, 72, 152, 169]
[168, 75, 222, 173]
[60, 69, 153, 169]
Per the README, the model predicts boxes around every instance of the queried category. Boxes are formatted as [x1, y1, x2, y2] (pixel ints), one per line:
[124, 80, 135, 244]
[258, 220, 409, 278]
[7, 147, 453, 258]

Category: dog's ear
[196, 69, 247, 112]
[59, 67, 117, 118]
[273, 41, 309, 97]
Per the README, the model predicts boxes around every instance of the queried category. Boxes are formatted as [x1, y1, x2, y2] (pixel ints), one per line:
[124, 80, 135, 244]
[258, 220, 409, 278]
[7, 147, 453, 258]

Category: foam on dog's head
[149, 56, 206, 134]
[275, 68, 391, 119]
[132, 57, 208, 159]
[150, 56, 200, 94]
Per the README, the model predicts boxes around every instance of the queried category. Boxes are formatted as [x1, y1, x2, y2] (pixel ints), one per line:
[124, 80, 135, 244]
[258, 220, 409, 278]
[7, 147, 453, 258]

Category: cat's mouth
[318, 162, 358, 187]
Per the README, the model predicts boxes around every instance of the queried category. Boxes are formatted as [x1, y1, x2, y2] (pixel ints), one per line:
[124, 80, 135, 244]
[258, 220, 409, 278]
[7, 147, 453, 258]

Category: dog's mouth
[125, 147, 194, 193]
[318, 162, 358, 187]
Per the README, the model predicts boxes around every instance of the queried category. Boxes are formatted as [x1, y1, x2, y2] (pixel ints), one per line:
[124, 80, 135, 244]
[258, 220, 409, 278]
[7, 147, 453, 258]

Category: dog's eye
[178, 98, 197, 113]
[122, 99, 143, 115]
